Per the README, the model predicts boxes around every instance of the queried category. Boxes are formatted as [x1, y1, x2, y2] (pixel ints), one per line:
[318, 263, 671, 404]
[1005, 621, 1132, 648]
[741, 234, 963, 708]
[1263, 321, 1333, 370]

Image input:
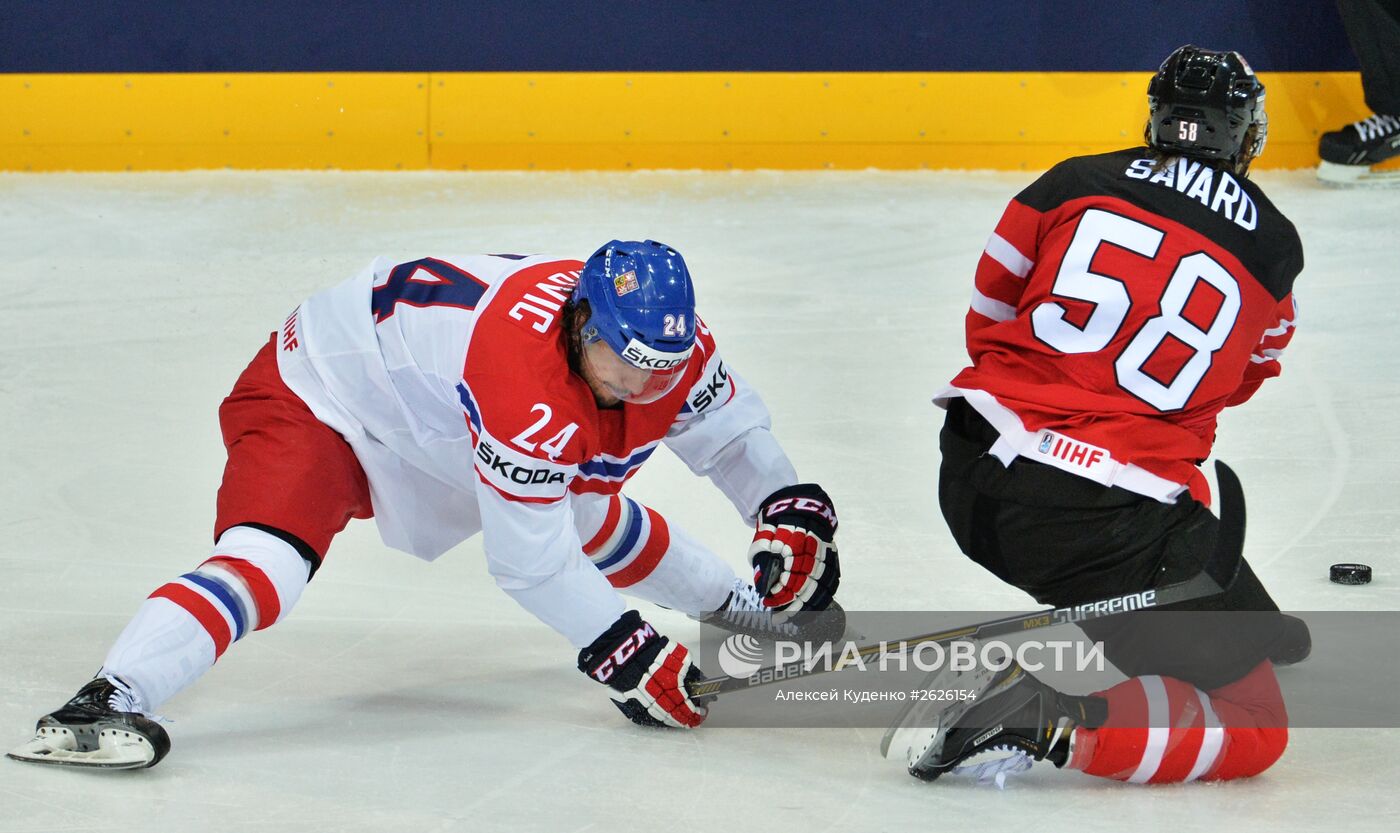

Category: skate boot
[696, 578, 846, 643]
[886, 660, 1105, 787]
[1318, 113, 1400, 185]
[7, 676, 170, 770]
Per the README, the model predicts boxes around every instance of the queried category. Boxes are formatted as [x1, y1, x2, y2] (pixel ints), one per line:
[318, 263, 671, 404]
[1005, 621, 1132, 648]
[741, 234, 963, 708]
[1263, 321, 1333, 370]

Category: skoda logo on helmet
[622, 338, 690, 370]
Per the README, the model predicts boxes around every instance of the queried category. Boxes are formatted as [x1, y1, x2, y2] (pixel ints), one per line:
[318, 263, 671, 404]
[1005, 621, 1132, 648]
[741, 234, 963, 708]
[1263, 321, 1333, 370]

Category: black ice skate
[885, 660, 1104, 787]
[1318, 113, 1400, 185]
[7, 677, 170, 770]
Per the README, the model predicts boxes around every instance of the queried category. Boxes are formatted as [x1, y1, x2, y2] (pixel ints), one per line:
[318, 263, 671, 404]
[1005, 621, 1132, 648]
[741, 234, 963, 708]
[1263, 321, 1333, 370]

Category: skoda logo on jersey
[475, 440, 567, 486]
[717, 634, 766, 678]
[1038, 433, 1054, 454]
[621, 337, 691, 370]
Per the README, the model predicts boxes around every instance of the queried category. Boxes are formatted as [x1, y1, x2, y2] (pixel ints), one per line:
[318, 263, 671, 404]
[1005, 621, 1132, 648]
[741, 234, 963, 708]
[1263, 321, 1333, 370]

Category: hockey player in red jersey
[896, 46, 1309, 785]
[8, 240, 840, 769]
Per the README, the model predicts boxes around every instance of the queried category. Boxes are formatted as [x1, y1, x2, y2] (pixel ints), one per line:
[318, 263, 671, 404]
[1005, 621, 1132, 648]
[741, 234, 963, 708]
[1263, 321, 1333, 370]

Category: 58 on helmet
[572, 240, 697, 405]
[1147, 45, 1268, 175]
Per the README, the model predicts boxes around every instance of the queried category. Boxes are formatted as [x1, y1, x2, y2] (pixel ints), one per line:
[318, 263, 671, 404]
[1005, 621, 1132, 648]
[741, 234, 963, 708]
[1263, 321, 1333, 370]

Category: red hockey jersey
[940, 149, 1303, 504]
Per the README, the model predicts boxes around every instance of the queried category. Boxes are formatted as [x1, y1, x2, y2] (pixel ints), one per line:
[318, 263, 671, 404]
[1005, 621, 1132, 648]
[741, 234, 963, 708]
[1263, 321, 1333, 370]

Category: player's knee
[1254, 725, 1289, 773]
[208, 524, 313, 628]
[1206, 725, 1288, 781]
[1202, 662, 1289, 781]
[135, 525, 312, 669]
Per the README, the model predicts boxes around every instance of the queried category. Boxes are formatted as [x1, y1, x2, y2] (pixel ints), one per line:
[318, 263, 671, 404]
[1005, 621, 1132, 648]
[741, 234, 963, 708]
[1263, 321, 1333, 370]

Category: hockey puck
[1329, 563, 1373, 585]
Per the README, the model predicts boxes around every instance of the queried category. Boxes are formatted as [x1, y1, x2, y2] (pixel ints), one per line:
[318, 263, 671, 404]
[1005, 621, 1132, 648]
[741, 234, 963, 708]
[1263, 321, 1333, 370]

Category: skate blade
[7, 726, 155, 770]
[1318, 160, 1400, 186]
[886, 724, 944, 770]
[879, 657, 1003, 772]
[880, 694, 943, 760]
[878, 671, 966, 764]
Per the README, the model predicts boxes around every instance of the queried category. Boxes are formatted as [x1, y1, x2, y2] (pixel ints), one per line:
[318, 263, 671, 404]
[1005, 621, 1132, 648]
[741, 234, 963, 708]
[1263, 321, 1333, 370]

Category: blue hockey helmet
[573, 240, 697, 404]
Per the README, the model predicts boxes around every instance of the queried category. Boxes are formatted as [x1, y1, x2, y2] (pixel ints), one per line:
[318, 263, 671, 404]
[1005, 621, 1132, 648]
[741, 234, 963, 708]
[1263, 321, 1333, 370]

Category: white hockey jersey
[275, 254, 796, 646]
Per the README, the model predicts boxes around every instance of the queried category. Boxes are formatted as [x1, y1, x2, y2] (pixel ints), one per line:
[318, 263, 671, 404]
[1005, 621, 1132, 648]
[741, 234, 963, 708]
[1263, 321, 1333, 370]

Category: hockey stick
[687, 460, 1245, 702]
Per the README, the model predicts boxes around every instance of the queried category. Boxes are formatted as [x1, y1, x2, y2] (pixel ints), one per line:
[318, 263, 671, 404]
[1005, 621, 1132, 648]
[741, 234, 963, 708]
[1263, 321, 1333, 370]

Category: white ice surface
[0, 169, 1396, 832]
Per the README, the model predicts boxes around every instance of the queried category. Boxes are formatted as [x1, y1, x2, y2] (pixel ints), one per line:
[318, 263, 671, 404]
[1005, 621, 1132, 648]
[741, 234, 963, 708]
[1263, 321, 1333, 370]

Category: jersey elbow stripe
[606, 507, 670, 588]
[985, 232, 1034, 278]
[585, 499, 669, 587]
[592, 497, 644, 570]
[582, 495, 624, 554]
[970, 289, 1017, 322]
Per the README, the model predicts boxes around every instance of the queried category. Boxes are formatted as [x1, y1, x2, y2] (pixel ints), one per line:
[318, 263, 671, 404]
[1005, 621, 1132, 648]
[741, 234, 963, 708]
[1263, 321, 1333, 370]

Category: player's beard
[562, 301, 623, 409]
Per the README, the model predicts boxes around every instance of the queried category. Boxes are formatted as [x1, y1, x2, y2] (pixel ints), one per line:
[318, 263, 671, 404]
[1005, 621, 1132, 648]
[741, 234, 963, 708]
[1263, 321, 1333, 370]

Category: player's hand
[749, 483, 840, 612]
[578, 611, 708, 729]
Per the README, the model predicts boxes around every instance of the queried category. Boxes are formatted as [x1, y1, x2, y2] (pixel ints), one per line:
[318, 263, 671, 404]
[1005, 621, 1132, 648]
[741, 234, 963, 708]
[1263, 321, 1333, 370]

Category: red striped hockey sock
[100, 526, 310, 711]
[1068, 661, 1287, 783]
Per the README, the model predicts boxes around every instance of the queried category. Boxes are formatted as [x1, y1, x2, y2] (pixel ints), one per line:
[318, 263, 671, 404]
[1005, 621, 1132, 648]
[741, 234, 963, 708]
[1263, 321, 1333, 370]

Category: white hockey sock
[621, 520, 736, 616]
[575, 493, 735, 616]
[100, 526, 311, 712]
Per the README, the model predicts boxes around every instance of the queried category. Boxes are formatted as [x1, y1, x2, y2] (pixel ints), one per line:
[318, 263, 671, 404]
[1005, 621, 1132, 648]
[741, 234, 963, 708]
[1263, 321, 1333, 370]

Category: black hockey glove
[749, 483, 840, 612]
[578, 611, 708, 729]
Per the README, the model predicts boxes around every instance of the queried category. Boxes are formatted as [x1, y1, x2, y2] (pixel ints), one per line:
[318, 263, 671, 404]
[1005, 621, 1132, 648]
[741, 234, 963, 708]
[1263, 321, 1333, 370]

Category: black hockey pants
[937, 397, 1304, 691]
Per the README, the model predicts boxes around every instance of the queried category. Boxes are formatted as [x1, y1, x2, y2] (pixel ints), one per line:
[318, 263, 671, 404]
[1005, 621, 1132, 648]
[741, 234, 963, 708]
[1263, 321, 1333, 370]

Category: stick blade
[1208, 459, 1246, 591]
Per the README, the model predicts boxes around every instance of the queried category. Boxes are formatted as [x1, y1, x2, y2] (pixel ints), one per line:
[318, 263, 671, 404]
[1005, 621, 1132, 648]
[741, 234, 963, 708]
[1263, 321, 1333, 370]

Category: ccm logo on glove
[579, 611, 709, 729]
[749, 483, 841, 613]
[761, 496, 836, 527]
[587, 621, 657, 684]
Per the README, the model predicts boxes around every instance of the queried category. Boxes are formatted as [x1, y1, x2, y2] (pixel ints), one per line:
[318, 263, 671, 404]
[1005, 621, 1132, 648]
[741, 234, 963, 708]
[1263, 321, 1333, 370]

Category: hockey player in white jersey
[8, 240, 840, 769]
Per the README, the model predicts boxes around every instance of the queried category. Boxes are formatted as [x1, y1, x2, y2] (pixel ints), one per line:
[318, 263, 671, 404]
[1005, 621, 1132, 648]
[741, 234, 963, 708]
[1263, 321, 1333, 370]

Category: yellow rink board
[0, 71, 1370, 172]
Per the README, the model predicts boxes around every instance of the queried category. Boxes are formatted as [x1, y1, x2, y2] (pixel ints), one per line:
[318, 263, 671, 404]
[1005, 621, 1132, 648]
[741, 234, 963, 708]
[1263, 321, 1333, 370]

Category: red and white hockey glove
[750, 483, 840, 612]
[578, 611, 709, 729]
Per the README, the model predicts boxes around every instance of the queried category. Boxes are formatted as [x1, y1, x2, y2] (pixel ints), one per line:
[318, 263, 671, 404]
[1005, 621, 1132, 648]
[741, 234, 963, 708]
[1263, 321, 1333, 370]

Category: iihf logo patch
[613, 269, 640, 296]
[1038, 433, 1053, 454]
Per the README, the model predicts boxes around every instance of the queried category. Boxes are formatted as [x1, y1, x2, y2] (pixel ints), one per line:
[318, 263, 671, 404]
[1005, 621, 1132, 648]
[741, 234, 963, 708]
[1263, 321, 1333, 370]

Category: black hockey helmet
[1147, 45, 1267, 173]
